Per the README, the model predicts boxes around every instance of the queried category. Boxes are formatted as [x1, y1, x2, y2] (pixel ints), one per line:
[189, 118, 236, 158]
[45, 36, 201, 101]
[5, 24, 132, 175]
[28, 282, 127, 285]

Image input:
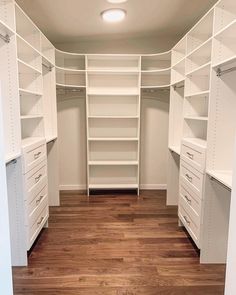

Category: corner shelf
[206, 170, 232, 189]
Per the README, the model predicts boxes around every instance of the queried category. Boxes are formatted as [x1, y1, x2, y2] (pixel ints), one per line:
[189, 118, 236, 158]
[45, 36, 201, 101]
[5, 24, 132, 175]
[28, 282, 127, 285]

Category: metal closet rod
[217, 66, 236, 77]
[174, 84, 184, 91]
[0, 33, 10, 43]
[210, 176, 231, 192]
[42, 63, 53, 71]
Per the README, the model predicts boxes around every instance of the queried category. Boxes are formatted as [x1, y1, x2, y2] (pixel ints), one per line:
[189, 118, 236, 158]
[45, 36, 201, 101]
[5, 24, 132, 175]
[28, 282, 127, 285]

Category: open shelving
[186, 9, 214, 55]
[56, 67, 86, 88]
[0, 0, 15, 31]
[141, 68, 171, 87]
[41, 33, 55, 65]
[214, 0, 236, 35]
[171, 59, 185, 85]
[56, 50, 85, 70]
[141, 51, 171, 70]
[172, 37, 186, 66]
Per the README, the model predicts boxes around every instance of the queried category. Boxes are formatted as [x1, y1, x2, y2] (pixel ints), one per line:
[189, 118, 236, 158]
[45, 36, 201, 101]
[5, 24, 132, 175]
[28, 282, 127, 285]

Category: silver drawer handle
[35, 174, 42, 183]
[185, 174, 193, 182]
[184, 215, 190, 225]
[36, 195, 44, 205]
[37, 216, 44, 226]
[184, 195, 191, 204]
[186, 152, 194, 160]
[34, 151, 42, 160]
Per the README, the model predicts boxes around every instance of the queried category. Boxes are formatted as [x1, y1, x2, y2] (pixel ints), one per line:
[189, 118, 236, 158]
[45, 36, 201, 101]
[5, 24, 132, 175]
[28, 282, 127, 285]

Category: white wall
[57, 37, 170, 190]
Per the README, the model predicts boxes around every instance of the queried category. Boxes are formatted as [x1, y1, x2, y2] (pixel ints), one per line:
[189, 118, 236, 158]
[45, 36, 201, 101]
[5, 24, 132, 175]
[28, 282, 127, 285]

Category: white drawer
[23, 161, 47, 201]
[22, 139, 46, 174]
[28, 185, 48, 222]
[179, 205, 200, 248]
[180, 160, 203, 197]
[27, 206, 49, 250]
[180, 182, 202, 215]
[181, 143, 206, 173]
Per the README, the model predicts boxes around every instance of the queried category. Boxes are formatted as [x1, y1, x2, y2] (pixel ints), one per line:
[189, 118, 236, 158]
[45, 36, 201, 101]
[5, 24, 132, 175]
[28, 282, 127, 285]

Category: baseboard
[59, 184, 87, 191]
[140, 184, 167, 190]
[59, 184, 167, 191]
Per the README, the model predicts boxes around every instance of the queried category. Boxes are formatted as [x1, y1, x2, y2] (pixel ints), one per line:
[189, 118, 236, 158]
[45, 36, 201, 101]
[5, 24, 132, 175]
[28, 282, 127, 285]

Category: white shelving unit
[86, 55, 141, 194]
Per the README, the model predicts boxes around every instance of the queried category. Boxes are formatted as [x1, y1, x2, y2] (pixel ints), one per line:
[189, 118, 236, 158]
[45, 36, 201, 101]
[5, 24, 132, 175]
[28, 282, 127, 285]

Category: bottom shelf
[206, 170, 232, 189]
[89, 184, 138, 189]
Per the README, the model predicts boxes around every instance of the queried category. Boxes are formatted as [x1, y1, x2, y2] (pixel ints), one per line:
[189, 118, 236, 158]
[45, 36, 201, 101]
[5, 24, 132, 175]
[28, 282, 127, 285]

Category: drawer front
[180, 182, 202, 215]
[180, 160, 203, 197]
[27, 206, 49, 250]
[179, 205, 200, 248]
[23, 143, 46, 174]
[24, 162, 47, 197]
[28, 185, 48, 220]
[182, 144, 206, 173]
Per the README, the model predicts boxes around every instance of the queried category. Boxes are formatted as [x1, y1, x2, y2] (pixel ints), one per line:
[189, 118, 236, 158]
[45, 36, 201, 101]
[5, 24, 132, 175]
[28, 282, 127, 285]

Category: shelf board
[5, 152, 22, 164]
[214, 19, 236, 39]
[46, 136, 57, 143]
[184, 116, 208, 121]
[141, 85, 170, 89]
[206, 170, 232, 190]
[171, 56, 186, 68]
[212, 55, 236, 71]
[56, 66, 85, 72]
[89, 184, 139, 189]
[185, 90, 210, 98]
[89, 161, 139, 166]
[171, 77, 185, 86]
[186, 37, 212, 59]
[88, 137, 139, 142]
[21, 137, 45, 148]
[56, 83, 86, 89]
[21, 115, 43, 120]
[182, 137, 207, 149]
[19, 88, 43, 97]
[88, 116, 139, 119]
[186, 61, 211, 76]
[168, 146, 181, 155]
[87, 69, 139, 75]
[141, 68, 171, 74]
[18, 59, 42, 75]
[87, 89, 139, 96]
[0, 19, 15, 38]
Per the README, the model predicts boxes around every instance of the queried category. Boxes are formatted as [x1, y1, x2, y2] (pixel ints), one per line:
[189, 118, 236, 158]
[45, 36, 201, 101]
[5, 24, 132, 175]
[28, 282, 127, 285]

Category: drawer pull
[185, 174, 193, 182]
[183, 215, 191, 225]
[36, 195, 44, 205]
[37, 216, 44, 226]
[184, 195, 192, 204]
[34, 152, 42, 160]
[186, 152, 194, 160]
[35, 174, 42, 183]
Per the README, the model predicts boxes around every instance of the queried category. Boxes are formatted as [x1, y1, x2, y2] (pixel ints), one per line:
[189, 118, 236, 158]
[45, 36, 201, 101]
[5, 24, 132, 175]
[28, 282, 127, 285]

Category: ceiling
[16, 0, 218, 44]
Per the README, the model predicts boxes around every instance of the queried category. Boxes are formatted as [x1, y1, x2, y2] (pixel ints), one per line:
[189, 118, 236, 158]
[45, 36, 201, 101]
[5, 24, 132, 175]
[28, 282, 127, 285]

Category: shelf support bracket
[0, 33, 10, 43]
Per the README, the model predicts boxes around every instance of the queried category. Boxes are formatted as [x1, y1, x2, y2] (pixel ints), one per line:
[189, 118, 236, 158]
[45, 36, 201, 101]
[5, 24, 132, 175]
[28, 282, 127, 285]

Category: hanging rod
[56, 88, 85, 93]
[42, 63, 53, 71]
[216, 66, 236, 77]
[0, 33, 10, 43]
[174, 84, 184, 91]
[210, 176, 231, 192]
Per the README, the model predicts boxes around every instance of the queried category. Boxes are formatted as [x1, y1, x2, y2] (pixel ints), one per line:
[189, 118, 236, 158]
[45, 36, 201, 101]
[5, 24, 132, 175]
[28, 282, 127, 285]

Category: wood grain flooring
[13, 190, 226, 295]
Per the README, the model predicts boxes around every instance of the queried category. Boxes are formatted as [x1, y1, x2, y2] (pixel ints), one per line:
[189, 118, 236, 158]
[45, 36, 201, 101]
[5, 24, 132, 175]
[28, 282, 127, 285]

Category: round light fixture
[101, 8, 126, 23]
[107, 0, 128, 3]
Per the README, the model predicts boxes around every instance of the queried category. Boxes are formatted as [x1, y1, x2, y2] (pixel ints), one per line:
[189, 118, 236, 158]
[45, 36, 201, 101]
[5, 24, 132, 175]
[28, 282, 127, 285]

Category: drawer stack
[179, 139, 206, 248]
[21, 138, 49, 250]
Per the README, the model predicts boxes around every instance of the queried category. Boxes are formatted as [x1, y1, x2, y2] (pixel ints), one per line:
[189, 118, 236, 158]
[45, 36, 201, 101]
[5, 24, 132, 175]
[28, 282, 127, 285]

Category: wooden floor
[13, 190, 226, 295]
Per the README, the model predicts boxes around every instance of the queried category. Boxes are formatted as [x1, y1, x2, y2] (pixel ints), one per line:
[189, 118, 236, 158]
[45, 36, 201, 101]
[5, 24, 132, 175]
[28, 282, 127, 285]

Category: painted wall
[57, 37, 170, 190]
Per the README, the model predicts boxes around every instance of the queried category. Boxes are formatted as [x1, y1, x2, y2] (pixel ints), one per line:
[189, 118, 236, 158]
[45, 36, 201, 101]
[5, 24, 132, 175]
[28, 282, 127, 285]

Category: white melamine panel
[15, 4, 41, 51]
[171, 59, 185, 85]
[0, 33, 21, 163]
[167, 150, 180, 205]
[18, 61, 43, 93]
[17, 35, 42, 72]
[20, 90, 42, 116]
[186, 39, 212, 75]
[141, 52, 171, 70]
[56, 67, 86, 87]
[172, 37, 186, 66]
[88, 95, 139, 117]
[183, 118, 208, 141]
[141, 69, 170, 87]
[56, 50, 85, 70]
[87, 72, 139, 95]
[186, 9, 214, 55]
[47, 140, 59, 206]
[184, 93, 209, 118]
[214, 0, 236, 35]
[0, 0, 15, 30]
[88, 117, 138, 138]
[87, 55, 140, 71]
[21, 117, 44, 139]
[89, 141, 138, 162]
[89, 165, 138, 186]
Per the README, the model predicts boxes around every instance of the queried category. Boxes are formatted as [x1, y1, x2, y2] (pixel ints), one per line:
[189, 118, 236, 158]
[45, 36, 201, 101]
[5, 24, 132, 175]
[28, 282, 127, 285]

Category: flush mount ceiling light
[107, 0, 128, 3]
[101, 8, 126, 23]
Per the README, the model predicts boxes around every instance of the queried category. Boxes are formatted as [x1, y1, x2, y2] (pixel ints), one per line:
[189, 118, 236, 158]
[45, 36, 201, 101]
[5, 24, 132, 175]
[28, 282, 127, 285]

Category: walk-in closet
[1, 0, 236, 294]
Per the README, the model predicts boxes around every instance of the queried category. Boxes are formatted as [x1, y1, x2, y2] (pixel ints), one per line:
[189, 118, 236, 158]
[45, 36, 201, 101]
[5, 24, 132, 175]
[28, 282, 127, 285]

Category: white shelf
[0, 19, 15, 38]
[89, 184, 138, 189]
[88, 161, 138, 166]
[21, 115, 43, 120]
[21, 137, 45, 148]
[88, 137, 139, 141]
[56, 83, 86, 89]
[55, 66, 85, 73]
[87, 69, 139, 75]
[141, 85, 170, 89]
[182, 137, 207, 149]
[185, 90, 209, 98]
[168, 146, 181, 155]
[18, 59, 42, 75]
[186, 62, 211, 77]
[88, 116, 139, 119]
[87, 89, 139, 96]
[19, 88, 42, 97]
[206, 170, 232, 189]
[46, 136, 57, 143]
[184, 116, 208, 121]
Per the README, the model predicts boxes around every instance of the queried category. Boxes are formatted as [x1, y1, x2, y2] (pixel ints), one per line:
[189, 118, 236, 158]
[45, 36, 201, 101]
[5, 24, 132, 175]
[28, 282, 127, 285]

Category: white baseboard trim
[59, 184, 87, 191]
[140, 184, 167, 190]
[60, 184, 167, 191]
